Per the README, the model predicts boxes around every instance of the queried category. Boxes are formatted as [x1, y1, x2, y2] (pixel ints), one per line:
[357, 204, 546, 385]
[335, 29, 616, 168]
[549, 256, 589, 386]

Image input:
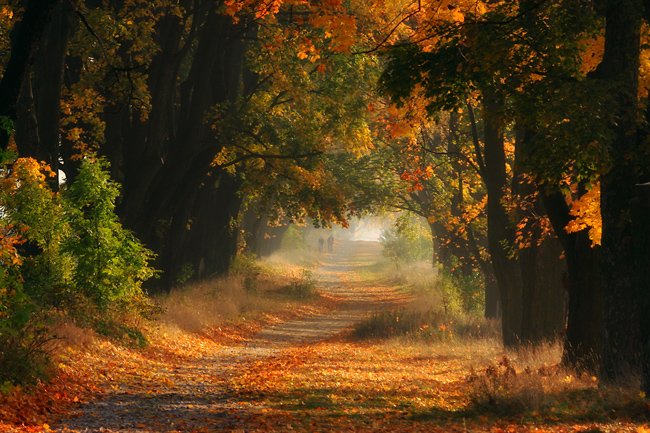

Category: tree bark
[482, 89, 523, 347]
[519, 236, 566, 344]
[597, 0, 643, 381]
[14, 2, 73, 187]
[0, 0, 58, 151]
[513, 128, 566, 345]
[101, 8, 258, 288]
[541, 189, 602, 372]
[634, 183, 650, 393]
[484, 272, 500, 319]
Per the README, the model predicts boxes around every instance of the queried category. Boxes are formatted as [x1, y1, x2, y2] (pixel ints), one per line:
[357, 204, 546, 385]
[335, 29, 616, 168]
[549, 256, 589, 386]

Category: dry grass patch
[468, 342, 649, 424]
[154, 254, 329, 335]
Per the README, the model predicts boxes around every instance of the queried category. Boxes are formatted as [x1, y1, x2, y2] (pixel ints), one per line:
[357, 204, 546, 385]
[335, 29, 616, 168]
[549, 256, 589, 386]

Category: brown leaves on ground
[226, 338, 649, 432]
[0, 300, 331, 433]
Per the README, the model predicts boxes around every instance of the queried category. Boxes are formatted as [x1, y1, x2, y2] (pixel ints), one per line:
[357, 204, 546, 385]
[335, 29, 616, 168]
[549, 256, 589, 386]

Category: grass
[154, 256, 322, 334]
[278, 269, 318, 300]
[353, 258, 498, 342]
[0, 248, 332, 431]
[353, 308, 499, 341]
[467, 344, 648, 422]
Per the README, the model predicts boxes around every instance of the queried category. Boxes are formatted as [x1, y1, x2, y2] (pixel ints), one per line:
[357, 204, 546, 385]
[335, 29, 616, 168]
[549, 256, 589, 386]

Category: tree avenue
[1, 0, 650, 401]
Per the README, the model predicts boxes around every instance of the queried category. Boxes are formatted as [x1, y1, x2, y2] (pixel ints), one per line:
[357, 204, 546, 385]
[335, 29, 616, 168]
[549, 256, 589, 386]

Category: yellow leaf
[451, 9, 465, 22]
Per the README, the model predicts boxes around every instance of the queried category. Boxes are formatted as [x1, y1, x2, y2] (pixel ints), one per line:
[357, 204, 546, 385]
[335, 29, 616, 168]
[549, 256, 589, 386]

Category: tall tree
[0, 0, 58, 151]
[597, 0, 644, 381]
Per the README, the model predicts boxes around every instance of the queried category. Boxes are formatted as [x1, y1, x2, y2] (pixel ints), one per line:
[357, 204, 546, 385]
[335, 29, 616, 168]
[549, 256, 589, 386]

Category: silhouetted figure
[318, 236, 325, 253]
[327, 234, 334, 253]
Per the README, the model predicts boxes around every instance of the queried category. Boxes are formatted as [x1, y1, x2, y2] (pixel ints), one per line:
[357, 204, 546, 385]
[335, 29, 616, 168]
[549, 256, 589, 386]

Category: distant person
[318, 236, 325, 253]
[327, 234, 334, 253]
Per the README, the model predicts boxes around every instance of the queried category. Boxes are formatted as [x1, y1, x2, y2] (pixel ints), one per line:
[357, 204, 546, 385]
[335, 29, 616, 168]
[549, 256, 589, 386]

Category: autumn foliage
[1, 0, 650, 431]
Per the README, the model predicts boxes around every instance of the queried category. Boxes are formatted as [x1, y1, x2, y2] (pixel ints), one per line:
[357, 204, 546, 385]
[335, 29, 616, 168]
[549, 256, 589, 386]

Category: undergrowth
[0, 156, 155, 387]
[279, 269, 318, 300]
[157, 259, 320, 333]
[467, 349, 648, 422]
[353, 308, 498, 341]
[353, 258, 497, 342]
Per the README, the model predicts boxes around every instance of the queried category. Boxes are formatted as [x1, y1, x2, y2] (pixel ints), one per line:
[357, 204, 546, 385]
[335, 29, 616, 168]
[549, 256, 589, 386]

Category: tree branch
[465, 101, 486, 179]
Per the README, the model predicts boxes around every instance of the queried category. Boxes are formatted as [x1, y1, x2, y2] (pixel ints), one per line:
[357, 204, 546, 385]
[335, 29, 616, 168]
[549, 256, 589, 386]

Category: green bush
[0, 158, 72, 307]
[280, 224, 307, 251]
[0, 156, 156, 385]
[0, 309, 53, 386]
[231, 253, 264, 293]
[438, 267, 485, 316]
[63, 159, 156, 309]
[95, 319, 148, 349]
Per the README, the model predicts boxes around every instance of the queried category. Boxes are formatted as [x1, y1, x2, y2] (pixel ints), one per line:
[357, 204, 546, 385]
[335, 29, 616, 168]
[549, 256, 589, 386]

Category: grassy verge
[352, 259, 498, 342]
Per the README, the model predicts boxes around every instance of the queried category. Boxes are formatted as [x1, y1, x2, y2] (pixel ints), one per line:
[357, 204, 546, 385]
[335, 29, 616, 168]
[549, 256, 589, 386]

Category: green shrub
[0, 156, 156, 385]
[95, 319, 148, 348]
[0, 158, 72, 307]
[0, 158, 61, 385]
[438, 267, 485, 316]
[232, 252, 266, 293]
[0, 267, 52, 386]
[280, 225, 307, 251]
[380, 214, 432, 264]
[63, 158, 156, 310]
[173, 263, 195, 287]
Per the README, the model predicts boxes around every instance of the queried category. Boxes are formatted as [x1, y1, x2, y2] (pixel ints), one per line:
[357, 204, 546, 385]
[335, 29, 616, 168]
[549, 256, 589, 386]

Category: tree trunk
[634, 183, 650, 393]
[0, 0, 58, 151]
[257, 224, 289, 257]
[427, 221, 448, 268]
[598, 0, 643, 381]
[513, 128, 566, 345]
[99, 8, 257, 288]
[482, 90, 522, 347]
[241, 208, 265, 255]
[519, 237, 566, 344]
[14, 2, 72, 189]
[484, 273, 500, 319]
[541, 189, 602, 372]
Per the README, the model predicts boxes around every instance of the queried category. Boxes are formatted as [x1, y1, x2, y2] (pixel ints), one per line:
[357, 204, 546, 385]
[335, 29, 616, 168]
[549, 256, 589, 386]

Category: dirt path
[249, 241, 406, 351]
[53, 240, 407, 433]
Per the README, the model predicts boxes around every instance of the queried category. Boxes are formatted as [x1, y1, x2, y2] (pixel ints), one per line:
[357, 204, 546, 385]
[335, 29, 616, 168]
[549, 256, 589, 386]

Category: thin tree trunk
[634, 183, 650, 393]
[32, 1, 73, 184]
